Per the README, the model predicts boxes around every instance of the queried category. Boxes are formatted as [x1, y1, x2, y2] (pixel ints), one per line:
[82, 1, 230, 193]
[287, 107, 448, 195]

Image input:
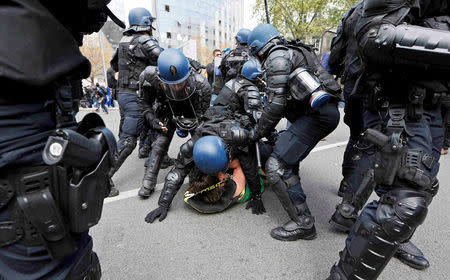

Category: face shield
[164, 80, 194, 101]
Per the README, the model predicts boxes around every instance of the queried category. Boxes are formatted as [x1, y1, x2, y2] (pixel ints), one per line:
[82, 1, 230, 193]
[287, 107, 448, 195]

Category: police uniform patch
[170, 65, 177, 76]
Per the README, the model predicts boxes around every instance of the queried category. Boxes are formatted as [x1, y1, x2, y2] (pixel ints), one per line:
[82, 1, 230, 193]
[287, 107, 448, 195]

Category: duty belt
[117, 88, 139, 95]
[0, 165, 76, 259]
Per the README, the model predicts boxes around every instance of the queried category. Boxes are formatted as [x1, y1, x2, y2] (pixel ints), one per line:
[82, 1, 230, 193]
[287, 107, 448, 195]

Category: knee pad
[340, 220, 398, 280]
[265, 156, 285, 186]
[180, 139, 194, 159]
[377, 189, 431, 242]
[166, 169, 183, 186]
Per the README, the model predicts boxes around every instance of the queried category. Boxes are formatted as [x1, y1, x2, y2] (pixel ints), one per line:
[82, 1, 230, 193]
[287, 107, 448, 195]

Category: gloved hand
[145, 206, 168, 223]
[267, 130, 279, 145]
[245, 193, 266, 215]
[147, 117, 168, 133]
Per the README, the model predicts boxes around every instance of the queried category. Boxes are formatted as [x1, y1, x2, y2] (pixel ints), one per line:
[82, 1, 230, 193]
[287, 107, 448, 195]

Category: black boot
[337, 179, 349, 197]
[138, 145, 151, 158]
[138, 177, 156, 198]
[107, 178, 119, 197]
[395, 241, 430, 270]
[329, 202, 357, 233]
[326, 265, 347, 280]
[138, 152, 162, 198]
[160, 154, 175, 169]
[270, 203, 317, 241]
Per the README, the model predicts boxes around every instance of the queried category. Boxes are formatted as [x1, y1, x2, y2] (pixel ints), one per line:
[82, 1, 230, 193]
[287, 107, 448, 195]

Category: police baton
[255, 141, 262, 169]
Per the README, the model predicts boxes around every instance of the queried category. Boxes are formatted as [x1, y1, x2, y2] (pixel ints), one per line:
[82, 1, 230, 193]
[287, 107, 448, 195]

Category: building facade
[108, 0, 245, 64]
[153, 0, 245, 64]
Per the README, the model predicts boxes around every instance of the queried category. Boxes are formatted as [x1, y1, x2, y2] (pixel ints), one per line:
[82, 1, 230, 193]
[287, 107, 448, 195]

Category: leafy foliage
[253, 0, 359, 40]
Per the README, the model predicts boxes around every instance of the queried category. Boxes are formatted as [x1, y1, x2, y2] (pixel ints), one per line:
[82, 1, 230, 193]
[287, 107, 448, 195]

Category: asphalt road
[78, 108, 450, 280]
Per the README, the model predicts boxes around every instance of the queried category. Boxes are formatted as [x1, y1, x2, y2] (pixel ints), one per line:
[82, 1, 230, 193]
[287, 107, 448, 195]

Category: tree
[253, 0, 359, 41]
[80, 32, 115, 83]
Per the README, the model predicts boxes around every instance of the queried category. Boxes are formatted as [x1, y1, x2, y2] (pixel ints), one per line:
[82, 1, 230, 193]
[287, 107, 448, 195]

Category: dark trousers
[0, 103, 96, 280]
[345, 105, 444, 247]
[272, 103, 340, 205]
[341, 81, 364, 179]
[117, 93, 143, 152]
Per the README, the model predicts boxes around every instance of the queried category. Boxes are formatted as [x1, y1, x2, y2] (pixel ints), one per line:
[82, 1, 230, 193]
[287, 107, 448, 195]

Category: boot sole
[329, 218, 351, 233]
[270, 230, 317, 241]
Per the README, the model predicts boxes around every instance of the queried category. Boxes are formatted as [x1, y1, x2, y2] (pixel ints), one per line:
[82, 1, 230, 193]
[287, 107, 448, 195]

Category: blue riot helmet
[248, 24, 280, 56]
[193, 136, 230, 175]
[235, 28, 251, 44]
[157, 49, 192, 101]
[241, 59, 264, 81]
[128, 7, 156, 32]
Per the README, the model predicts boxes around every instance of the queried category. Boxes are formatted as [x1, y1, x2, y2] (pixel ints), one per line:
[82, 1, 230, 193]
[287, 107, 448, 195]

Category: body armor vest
[117, 35, 158, 92]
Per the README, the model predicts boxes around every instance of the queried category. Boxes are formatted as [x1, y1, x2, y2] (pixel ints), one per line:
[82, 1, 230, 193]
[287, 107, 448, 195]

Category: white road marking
[104, 140, 348, 204]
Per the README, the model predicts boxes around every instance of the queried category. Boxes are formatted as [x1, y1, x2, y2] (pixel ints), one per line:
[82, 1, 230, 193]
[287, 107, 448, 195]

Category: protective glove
[146, 116, 168, 133]
[245, 193, 266, 215]
[267, 130, 279, 145]
[145, 206, 168, 223]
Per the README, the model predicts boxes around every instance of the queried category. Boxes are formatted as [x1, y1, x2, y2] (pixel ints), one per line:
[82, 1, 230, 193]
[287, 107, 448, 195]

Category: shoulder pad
[137, 34, 158, 45]
[264, 49, 292, 73]
[119, 35, 133, 44]
[193, 72, 208, 85]
[236, 78, 253, 87]
[362, 0, 407, 16]
[141, 66, 160, 86]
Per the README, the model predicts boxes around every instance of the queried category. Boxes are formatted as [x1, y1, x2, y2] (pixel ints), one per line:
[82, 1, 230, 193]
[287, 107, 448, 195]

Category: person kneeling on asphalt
[144, 106, 266, 223]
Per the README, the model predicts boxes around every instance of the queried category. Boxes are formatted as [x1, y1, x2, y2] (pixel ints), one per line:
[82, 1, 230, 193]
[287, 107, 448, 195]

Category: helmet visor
[164, 81, 194, 101]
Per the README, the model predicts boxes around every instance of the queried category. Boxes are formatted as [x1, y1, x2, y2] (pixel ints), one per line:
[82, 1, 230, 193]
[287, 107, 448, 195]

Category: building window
[166, 32, 172, 39]
[177, 21, 181, 27]
[225, 33, 227, 39]
[218, 20, 222, 26]
[219, 31, 222, 37]
[165, 5, 170, 12]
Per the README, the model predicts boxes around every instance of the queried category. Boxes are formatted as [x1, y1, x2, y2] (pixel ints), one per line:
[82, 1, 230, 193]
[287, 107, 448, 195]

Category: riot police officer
[137, 49, 212, 197]
[327, 0, 449, 279]
[0, 1, 119, 279]
[143, 61, 270, 221]
[109, 7, 162, 192]
[247, 24, 342, 241]
[143, 109, 264, 223]
[214, 59, 264, 121]
[219, 28, 252, 83]
[327, 1, 431, 270]
[328, 2, 365, 199]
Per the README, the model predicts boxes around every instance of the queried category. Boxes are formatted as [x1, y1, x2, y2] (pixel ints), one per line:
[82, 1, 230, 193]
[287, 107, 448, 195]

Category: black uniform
[110, 29, 162, 176]
[251, 38, 341, 241]
[144, 106, 264, 222]
[328, 1, 365, 197]
[214, 77, 262, 120]
[219, 45, 251, 83]
[328, 0, 449, 279]
[138, 66, 212, 195]
[0, 1, 116, 279]
[328, 1, 432, 270]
